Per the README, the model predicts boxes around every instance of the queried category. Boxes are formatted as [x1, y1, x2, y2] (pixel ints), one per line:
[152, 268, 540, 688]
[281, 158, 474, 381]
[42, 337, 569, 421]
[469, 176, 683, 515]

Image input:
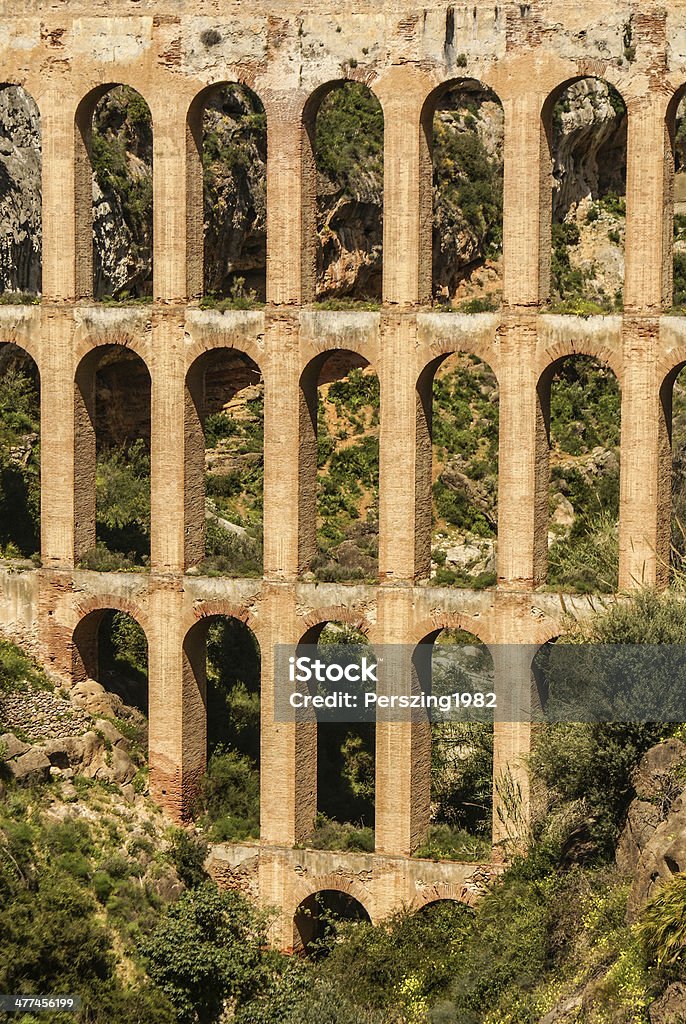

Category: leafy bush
[194, 749, 259, 842]
[168, 829, 209, 889]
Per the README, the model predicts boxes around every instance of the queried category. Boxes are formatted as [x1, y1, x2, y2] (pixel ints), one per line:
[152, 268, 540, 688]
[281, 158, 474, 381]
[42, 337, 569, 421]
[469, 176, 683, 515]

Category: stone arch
[291, 881, 374, 954]
[290, 874, 374, 918]
[74, 83, 154, 301]
[412, 613, 492, 649]
[71, 600, 148, 686]
[422, 335, 500, 380]
[537, 339, 623, 386]
[186, 80, 268, 302]
[0, 340, 41, 557]
[659, 356, 686, 577]
[412, 881, 482, 911]
[666, 84, 686, 312]
[74, 330, 152, 374]
[300, 606, 372, 638]
[0, 321, 41, 369]
[184, 333, 264, 378]
[190, 599, 260, 644]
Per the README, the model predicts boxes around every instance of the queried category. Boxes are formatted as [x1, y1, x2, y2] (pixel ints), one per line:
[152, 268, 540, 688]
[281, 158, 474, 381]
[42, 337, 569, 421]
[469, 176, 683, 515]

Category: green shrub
[195, 748, 260, 842]
[168, 828, 209, 889]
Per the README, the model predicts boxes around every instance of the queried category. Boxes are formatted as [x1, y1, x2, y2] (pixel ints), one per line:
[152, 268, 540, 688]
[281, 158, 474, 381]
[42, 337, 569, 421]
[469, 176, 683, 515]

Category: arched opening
[423, 79, 504, 311]
[293, 890, 371, 958]
[76, 85, 153, 301]
[185, 348, 263, 576]
[669, 91, 686, 312]
[0, 344, 40, 558]
[184, 614, 260, 841]
[413, 629, 494, 860]
[0, 85, 41, 299]
[665, 363, 686, 574]
[298, 621, 375, 850]
[188, 83, 266, 306]
[300, 350, 379, 582]
[72, 609, 148, 767]
[307, 81, 384, 306]
[75, 345, 151, 570]
[539, 355, 620, 592]
[544, 78, 627, 313]
[419, 352, 498, 588]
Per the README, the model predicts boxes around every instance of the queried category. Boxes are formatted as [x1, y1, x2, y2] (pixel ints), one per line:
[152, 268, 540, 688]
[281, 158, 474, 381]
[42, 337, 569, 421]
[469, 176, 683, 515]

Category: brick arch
[71, 599, 149, 685]
[74, 332, 152, 375]
[300, 339, 378, 378]
[187, 600, 260, 644]
[290, 874, 374, 924]
[411, 880, 484, 911]
[184, 333, 264, 377]
[411, 612, 493, 648]
[186, 75, 267, 127]
[420, 72, 504, 127]
[658, 350, 686, 389]
[299, 605, 372, 639]
[537, 338, 623, 386]
[418, 341, 500, 391]
[72, 596, 149, 637]
[302, 73, 384, 126]
[0, 334, 42, 376]
[541, 71, 628, 126]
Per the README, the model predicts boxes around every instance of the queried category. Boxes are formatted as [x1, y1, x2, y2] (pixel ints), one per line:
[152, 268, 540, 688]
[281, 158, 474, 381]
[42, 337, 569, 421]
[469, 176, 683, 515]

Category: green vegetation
[0, 356, 40, 558]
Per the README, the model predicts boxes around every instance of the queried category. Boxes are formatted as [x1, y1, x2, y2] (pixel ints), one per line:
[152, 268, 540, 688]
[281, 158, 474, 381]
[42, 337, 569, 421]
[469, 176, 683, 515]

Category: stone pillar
[262, 314, 311, 579]
[40, 311, 82, 568]
[491, 596, 536, 852]
[148, 586, 206, 820]
[624, 93, 671, 314]
[619, 319, 669, 589]
[374, 589, 430, 856]
[265, 94, 316, 306]
[154, 101, 198, 304]
[378, 314, 429, 582]
[378, 69, 431, 306]
[41, 90, 82, 302]
[497, 320, 548, 587]
[502, 87, 549, 309]
[150, 310, 188, 573]
[259, 585, 316, 845]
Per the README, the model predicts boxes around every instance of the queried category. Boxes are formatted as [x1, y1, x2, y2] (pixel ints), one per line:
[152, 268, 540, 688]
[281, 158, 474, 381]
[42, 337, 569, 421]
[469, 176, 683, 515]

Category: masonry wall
[0, 0, 684, 937]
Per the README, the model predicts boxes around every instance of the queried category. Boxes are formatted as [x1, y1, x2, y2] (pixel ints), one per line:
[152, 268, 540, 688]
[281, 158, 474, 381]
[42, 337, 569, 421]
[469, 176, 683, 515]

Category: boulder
[633, 738, 686, 801]
[628, 791, 686, 918]
[110, 746, 136, 786]
[0, 732, 31, 760]
[94, 718, 130, 750]
[7, 748, 51, 784]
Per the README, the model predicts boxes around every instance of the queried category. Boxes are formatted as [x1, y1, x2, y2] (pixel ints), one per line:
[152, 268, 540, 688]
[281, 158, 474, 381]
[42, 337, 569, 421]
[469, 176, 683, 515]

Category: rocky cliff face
[0, 85, 41, 294]
[0, 78, 633, 304]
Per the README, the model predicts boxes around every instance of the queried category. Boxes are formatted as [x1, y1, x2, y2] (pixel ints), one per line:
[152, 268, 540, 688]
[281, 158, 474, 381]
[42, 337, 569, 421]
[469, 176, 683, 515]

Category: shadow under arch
[412, 626, 495, 854]
[293, 888, 371, 958]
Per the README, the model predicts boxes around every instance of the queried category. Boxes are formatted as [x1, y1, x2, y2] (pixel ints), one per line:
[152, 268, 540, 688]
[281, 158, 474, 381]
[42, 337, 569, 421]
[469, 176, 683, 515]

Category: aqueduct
[0, 0, 683, 945]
